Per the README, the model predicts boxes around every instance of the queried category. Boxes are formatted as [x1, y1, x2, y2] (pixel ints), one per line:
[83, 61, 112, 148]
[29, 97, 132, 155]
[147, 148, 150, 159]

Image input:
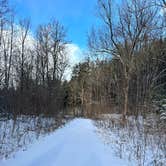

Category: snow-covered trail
[0, 118, 129, 166]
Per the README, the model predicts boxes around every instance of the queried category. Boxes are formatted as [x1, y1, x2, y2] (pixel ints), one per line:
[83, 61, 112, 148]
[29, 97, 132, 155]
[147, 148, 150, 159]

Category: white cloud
[64, 43, 84, 80]
[160, 7, 166, 16]
[66, 44, 83, 66]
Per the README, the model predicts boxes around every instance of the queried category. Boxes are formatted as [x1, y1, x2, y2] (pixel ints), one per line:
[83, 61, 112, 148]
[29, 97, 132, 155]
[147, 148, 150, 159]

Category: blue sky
[10, 0, 98, 49]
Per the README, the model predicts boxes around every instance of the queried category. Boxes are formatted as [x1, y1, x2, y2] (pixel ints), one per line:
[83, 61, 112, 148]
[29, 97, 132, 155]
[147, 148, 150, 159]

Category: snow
[0, 118, 130, 166]
[0, 116, 165, 166]
[94, 115, 166, 166]
[0, 115, 69, 159]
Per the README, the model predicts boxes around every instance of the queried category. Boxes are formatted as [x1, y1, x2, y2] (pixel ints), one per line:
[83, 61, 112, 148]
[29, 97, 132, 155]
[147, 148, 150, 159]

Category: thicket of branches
[0, 0, 69, 115]
[68, 0, 166, 117]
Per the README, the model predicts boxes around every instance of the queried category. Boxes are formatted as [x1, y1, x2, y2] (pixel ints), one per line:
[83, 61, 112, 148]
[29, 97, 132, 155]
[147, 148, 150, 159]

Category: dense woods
[0, 0, 166, 119]
[0, 0, 69, 115]
[68, 40, 166, 115]
[68, 0, 166, 119]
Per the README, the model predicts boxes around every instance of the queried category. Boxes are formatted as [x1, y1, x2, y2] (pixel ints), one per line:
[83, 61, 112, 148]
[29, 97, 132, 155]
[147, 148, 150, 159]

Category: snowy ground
[0, 118, 131, 166]
[0, 116, 165, 166]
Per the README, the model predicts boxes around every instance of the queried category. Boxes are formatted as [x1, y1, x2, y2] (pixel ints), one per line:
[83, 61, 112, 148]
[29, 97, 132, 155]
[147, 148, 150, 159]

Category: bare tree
[36, 24, 50, 86]
[0, 0, 9, 47]
[49, 20, 68, 81]
[0, 0, 10, 87]
[1, 13, 15, 89]
[19, 19, 30, 92]
[89, 0, 163, 119]
[36, 20, 68, 85]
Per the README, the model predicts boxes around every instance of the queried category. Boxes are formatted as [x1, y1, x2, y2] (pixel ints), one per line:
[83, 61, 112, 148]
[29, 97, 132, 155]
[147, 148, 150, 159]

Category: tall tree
[36, 19, 68, 85]
[89, 0, 163, 119]
[19, 19, 30, 92]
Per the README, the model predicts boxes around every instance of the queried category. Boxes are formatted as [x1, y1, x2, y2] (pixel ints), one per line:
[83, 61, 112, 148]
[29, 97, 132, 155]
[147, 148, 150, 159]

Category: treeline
[68, 39, 166, 113]
[67, 0, 166, 118]
[0, 0, 69, 115]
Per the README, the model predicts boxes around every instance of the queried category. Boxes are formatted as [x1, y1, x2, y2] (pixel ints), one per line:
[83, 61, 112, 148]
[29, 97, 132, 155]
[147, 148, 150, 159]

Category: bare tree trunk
[81, 86, 84, 105]
[123, 76, 129, 119]
[19, 19, 30, 92]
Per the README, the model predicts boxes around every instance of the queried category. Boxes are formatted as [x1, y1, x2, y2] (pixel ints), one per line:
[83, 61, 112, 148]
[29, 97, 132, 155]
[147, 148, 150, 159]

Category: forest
[0, 0, 165, 120]
[0, 0, 165, 165]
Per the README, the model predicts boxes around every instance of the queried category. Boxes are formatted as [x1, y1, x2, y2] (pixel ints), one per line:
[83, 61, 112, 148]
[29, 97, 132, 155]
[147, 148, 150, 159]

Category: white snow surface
[0, 118, 129, 166]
